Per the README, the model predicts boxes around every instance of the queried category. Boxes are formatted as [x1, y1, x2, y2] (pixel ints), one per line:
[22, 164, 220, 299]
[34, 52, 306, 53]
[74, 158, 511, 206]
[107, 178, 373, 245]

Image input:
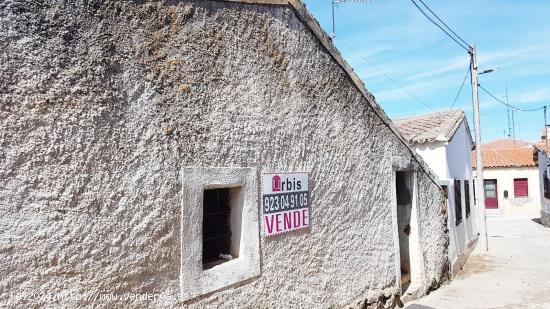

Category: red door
[484, 179, 498, 209]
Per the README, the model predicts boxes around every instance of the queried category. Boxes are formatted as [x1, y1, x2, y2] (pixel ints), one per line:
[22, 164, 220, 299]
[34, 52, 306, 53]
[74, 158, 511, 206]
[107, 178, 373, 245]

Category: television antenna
[331, 0, 372, 39]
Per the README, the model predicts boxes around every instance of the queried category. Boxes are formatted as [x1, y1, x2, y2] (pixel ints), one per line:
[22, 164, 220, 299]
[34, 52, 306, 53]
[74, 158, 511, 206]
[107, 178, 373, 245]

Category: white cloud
[405, 57, 470, 81]
[374, 73, 462, 103]
[517, 88, 550, 104]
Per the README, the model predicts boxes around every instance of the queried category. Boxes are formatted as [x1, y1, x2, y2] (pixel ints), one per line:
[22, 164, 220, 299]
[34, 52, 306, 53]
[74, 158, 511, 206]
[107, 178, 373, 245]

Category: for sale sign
[261, 173, 310, 236]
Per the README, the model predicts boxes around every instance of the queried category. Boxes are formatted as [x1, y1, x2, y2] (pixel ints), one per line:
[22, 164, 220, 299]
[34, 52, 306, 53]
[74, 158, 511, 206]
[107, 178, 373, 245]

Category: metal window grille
[202, 188, 236, 269]
[454, 179, 462, 226]
[464, 180, 471, 217]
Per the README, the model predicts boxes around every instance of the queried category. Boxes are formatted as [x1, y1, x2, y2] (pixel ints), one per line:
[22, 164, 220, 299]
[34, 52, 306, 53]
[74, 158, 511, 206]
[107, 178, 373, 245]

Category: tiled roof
[394, 109, 471, 145]
[535, 141, 550, 153]
[472, 147, 537, 168]
[483, 139, 532, 150]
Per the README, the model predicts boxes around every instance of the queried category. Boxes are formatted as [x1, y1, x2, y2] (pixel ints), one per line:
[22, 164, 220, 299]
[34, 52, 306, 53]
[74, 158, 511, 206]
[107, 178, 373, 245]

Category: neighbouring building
[535, 129, 550, 225]
[472, 145, 546, 217]
[535, 145, 550, 226]
[482, 138, 532, 150]
[0, 0, 450, 308]
[395, 110, 477, 277]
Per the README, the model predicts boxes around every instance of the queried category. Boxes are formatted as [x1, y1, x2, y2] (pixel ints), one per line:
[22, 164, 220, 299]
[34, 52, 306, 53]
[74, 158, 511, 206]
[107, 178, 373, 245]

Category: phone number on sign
[263, 192, 308, 214]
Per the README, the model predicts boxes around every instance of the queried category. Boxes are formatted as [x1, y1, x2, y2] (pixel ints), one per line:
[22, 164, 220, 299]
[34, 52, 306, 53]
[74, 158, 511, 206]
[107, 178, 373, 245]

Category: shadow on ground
[404, 305, 437, 309]
[531, 217, 549, 228]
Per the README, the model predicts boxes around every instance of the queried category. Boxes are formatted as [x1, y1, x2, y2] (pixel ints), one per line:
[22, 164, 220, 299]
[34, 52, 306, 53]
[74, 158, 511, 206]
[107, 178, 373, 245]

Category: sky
[302, 0, 550, 143]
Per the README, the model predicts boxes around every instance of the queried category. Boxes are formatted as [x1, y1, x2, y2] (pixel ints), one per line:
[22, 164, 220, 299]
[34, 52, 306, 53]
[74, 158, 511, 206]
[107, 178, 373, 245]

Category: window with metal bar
[454, 179, 462, 226]
[202, 187, 241, 270]
[464, 180, 471, 217]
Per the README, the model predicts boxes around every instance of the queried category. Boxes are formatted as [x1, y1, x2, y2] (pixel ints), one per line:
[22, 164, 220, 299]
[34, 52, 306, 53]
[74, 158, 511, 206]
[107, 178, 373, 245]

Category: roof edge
[218, 0, 442, 187]
[449, 112, 475, 150]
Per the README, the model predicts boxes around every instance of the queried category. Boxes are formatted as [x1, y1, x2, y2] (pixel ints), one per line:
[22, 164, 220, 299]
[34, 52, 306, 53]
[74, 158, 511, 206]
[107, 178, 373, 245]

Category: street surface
[406, 214, 550, 309]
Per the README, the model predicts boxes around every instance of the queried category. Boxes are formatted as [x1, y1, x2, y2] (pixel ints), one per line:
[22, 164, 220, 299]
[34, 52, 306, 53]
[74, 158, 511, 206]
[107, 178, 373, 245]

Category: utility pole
[331, 0, 371, 39]
[512, 110, 516, 147]
[331, 0, 336, 38]
[506, 86, 511, 138]
[470, 44, 488, 252]
[545, 106, 548, 150]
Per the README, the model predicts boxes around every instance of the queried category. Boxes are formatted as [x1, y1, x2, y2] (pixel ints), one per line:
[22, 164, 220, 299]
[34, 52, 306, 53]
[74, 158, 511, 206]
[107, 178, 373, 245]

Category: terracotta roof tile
[472, 147, 537, 168]
[482, 139, 532, 150]
[394, 109, 471, 145]
[535, 141, 550, 153]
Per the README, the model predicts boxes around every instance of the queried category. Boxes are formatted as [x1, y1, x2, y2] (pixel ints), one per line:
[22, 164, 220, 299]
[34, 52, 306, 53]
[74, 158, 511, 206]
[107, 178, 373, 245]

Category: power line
[417, 0, 470, 48]
[336, 37, 433, 111]
[409, 0, 470, 52]
[478, 83, 545, 112]
[449, 61, 471, 110]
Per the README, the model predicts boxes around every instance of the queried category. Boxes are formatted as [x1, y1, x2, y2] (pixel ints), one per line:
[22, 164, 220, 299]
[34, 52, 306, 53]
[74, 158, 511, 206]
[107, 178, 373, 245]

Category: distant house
[483, 138, 532, 150]
[472, 145, 546, 217]
[395, 109, 477, 276]
[535, 146, 550, 226]
[533, 129, 550, 225]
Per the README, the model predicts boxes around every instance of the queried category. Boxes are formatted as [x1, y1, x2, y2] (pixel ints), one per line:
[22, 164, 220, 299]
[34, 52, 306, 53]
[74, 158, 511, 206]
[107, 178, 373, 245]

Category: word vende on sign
[261, 173, 310, 236]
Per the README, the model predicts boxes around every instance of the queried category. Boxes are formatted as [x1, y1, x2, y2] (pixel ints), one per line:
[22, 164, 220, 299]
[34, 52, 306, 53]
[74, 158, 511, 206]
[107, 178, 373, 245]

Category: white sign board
[261, 172, 310, 236]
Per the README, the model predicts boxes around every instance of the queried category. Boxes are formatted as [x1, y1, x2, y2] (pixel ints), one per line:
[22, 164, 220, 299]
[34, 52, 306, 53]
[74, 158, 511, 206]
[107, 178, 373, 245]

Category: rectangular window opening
[514, 178, 528, 198]
[473, 180, 476, 205]
[544, 170, 550, 199]
[465, 180, 471, 217]
[454, 179, 462, 226]
[441, 185, 449, 198]
[202, 186, 242, 270]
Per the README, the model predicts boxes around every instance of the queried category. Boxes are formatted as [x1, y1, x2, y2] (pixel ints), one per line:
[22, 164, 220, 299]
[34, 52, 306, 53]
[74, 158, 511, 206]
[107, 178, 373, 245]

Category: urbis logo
[272, 175, 302, 192]
[272, 175, 281, 192]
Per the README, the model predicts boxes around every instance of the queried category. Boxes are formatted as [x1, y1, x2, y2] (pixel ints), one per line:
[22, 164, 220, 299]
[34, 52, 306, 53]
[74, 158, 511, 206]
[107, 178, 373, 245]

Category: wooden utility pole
[331, 0, 371, 38]
[470, 45, 488, 252]
[512, 110, 516, 148]
[545, 106, 548, 150]
[506, 85, 511, 139]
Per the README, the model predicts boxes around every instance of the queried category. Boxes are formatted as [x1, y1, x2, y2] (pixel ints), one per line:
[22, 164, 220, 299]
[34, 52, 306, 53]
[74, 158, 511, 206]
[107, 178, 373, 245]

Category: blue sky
[302, 0, 550, 143]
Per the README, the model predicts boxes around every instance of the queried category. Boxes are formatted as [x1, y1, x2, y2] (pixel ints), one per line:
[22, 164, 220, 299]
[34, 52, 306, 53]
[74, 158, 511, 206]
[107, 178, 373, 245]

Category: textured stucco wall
[0, 0, 448, 307]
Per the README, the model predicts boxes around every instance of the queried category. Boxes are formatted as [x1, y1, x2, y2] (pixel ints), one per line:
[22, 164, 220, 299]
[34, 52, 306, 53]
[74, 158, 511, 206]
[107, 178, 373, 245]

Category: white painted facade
[482, 167, 541, 217]
[412, 120, 477, 275]
[537, 150, 550, 225]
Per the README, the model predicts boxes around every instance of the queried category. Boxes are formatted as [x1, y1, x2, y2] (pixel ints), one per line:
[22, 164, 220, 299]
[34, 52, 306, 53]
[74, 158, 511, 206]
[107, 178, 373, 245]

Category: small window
[514, 178, 528, 198]
[441, 185, 448, 198]
[472, 180, 476, 205]
[504, 190, 509, 199]
[464, 180, 471, 217]
[181, 167, 260, 301]
[454, 179, 462, 226]
[544, 170, 550, 199]
[202, 187, 241, 270]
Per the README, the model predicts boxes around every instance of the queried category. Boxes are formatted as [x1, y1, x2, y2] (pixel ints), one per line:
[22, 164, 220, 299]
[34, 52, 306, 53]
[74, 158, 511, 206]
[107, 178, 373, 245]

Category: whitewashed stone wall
[0, 0, 449, 308]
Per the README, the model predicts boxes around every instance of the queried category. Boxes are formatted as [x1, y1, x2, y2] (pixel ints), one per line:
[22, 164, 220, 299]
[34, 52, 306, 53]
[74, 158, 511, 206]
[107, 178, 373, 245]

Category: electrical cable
[409, 0, 470, 52]
[336, 37, 434, 111]
[478, 84, 545, 112]
[417, 0, 470, 48]
[449, 61, 471, 110]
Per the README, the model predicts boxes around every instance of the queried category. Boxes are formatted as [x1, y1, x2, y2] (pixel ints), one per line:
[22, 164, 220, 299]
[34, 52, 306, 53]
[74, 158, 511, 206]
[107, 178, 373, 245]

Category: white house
[472, 146, 544, 217]
[395, 109, 477, 276]
[536, 130, 550, 225]
[535, 145, 550, 225]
